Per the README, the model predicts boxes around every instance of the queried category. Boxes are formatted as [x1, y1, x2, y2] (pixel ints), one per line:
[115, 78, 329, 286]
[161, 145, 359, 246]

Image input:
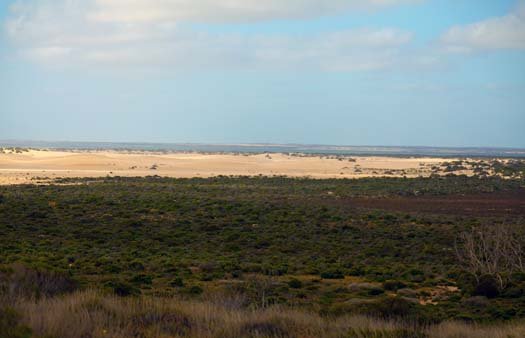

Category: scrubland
[1, 174, 525, 337]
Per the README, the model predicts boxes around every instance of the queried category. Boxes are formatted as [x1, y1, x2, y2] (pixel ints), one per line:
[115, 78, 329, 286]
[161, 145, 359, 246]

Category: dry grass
[6, 290, 524, 338]
[427, 321, 525, 338]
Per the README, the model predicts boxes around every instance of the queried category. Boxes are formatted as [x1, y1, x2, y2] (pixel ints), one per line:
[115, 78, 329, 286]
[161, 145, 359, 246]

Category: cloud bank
[440, 1, 525, 52]
[89, 0, 421, 23]
[8, 0, 525, 72]
[5, 0, 415, 71]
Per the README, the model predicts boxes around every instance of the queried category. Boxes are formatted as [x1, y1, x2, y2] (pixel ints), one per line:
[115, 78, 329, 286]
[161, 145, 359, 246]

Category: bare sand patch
[0, 149, 474, 185]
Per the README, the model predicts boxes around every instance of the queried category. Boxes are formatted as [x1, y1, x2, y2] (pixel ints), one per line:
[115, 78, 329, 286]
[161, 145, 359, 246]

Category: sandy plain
[0, 149, 474, 185]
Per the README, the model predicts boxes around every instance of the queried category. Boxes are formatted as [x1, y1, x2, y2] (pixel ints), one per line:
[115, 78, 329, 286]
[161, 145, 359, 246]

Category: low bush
[170, 277, 184, 287]
[129, 274, 153, 286]
[0, 264, 77, 300]
[501, 286, 523, 298]
[104, 280, 140, 296]
[368, 287, 385, 296]
[188, 285, 203, 295]
[288, 278, 303, 289]
[473, 276, 499, 298]
[383, 280, 407, 291]
[0, 306, 32, 338]
[352, 297, 422, 321]
[321, 271, 344, 279]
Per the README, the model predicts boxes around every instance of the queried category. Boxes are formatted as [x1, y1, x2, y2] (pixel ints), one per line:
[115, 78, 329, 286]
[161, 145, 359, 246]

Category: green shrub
[502, 287, 523, 298]
[105, 265, 122, 273]
[0, 306, 32, 338]
[231, 270, 243, 278]
[129, 261, 145, 271]
[383, 280, 407, 291]
[456, 273, 476, 295]
[473, 275, 499, 298]
[456, 312, 481, 322]
[368, 287, 385, 296]
[170, 277, 184, 287]
[461, 296, 489, 308]
[188, 285, 203, 295]
[288, 278, 302, 289]
[320, 270, 344, 279]
[262, 265, 288, 276]
[511, 272, 525, 282]
[130, 274, 153, 286]
[105, 281, 140, 296]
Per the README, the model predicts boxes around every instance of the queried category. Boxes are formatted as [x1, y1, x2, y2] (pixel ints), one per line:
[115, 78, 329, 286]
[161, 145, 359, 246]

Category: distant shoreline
[1, 140, 525, 158]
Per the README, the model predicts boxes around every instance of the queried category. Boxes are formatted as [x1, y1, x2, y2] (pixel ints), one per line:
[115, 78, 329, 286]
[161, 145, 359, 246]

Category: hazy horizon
[1, 0, 524, 147]
[2, 139, 525, 160]
[2, 138, 525, 150]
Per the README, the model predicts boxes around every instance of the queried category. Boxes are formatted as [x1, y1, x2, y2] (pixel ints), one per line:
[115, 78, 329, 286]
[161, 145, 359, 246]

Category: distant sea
[1, 140, 525, 158]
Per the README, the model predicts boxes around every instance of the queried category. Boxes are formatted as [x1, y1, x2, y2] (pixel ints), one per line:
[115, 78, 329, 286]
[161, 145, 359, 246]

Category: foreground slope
[1, 175, 524, 330]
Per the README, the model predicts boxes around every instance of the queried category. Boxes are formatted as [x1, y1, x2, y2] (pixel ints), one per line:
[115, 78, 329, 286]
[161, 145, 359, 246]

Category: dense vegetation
[1, 175, 525, 337]
[3, 289, 525, 338]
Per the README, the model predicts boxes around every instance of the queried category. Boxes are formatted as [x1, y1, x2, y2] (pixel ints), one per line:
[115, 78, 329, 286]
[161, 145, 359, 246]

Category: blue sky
[0, 0, 524, 147]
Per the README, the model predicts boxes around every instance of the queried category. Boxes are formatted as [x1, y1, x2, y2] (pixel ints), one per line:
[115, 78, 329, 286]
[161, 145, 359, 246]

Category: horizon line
[1, 139, 525, 152]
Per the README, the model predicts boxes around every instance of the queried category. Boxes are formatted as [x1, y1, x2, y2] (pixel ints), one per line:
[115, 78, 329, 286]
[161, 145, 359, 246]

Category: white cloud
[4, 0, 415, 72]
[253, 29, 412, 71]
[89, 0, 420, 24]
[23, 46, 72, 61]
[440, 1, 525, 52]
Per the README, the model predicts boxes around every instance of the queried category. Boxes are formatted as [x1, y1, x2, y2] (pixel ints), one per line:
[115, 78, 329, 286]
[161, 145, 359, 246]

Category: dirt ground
[344, 190, 525, 217]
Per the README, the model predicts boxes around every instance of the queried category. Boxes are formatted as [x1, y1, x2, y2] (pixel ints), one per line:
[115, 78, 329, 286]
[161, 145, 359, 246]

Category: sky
[0, 0, 524, 148]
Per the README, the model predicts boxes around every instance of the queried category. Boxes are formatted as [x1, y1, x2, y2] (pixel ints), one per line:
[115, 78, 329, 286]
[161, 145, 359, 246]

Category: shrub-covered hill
[1, 175, 524, 323]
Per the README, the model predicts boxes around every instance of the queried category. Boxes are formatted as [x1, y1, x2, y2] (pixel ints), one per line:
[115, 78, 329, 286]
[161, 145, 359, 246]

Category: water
[1, 140, 524, 158]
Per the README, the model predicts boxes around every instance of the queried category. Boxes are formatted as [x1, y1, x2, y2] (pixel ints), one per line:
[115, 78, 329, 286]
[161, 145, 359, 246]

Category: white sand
[0, 149, 472, 185]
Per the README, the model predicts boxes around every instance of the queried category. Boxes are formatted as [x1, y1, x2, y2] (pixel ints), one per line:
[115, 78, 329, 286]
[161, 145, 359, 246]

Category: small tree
[455, 224, 525, 290]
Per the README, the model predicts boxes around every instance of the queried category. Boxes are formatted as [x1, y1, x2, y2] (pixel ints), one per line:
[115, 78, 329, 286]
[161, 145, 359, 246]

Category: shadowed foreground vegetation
[3, 289, 525, 338]
[1, 175, 525, 337]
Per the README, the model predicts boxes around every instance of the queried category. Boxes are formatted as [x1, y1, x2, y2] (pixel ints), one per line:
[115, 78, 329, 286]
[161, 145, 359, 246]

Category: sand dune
[0, 149, 472, 184]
